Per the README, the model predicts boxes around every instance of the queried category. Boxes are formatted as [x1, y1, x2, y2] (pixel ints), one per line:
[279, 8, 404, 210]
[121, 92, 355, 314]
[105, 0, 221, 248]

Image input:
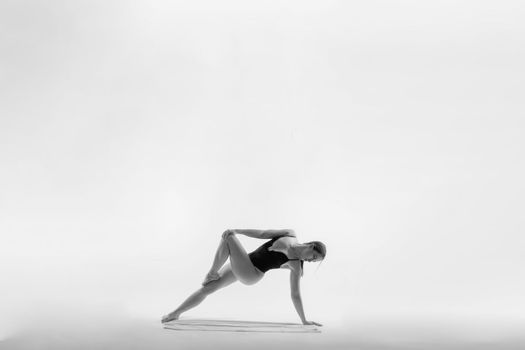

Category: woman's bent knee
[222, 230, 235, 240]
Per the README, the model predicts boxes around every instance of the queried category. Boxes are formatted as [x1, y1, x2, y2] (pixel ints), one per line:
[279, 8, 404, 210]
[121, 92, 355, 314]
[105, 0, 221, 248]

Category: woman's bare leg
[162, 264, 237, 323]
[204, 233, 262, 285]
[203, 234, 229, 285]
[223, 234, 263, 285]
[162, 234, 264, 323]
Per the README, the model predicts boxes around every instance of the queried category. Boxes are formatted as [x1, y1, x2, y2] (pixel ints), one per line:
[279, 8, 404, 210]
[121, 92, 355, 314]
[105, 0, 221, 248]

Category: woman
[161, 229, 326, 326]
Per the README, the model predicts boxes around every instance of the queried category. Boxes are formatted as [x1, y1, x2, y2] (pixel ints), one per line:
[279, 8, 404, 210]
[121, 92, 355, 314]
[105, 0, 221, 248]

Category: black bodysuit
[248, 236, 304, 273]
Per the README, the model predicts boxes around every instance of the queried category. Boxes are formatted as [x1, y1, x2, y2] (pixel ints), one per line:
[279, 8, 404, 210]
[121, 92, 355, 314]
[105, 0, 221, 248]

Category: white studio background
[1, 0, 524, 346]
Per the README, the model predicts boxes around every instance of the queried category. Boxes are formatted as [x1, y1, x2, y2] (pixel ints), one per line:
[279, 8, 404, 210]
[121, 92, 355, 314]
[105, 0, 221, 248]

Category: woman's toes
[162, 313, 179, 323]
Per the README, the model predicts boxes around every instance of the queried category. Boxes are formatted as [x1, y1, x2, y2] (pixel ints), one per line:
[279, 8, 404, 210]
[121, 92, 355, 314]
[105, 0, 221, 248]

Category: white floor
[2, 315, 524, 350]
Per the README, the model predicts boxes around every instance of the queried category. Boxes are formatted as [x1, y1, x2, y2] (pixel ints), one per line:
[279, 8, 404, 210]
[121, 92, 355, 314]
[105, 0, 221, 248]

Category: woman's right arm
[290, 270, 323, 326]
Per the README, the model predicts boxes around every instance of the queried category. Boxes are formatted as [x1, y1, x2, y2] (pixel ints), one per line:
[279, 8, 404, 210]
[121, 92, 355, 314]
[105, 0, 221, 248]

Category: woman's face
[304, 246, 322, 262]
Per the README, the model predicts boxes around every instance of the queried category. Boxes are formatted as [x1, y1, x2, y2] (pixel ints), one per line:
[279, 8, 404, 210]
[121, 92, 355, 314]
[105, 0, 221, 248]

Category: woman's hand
[302, 320, 323, 326]
[222, 229, 235, 240]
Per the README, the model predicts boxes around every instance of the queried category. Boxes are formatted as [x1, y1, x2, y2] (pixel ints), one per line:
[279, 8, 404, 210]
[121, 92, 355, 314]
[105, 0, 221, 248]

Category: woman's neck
[289, 244, 303, 259]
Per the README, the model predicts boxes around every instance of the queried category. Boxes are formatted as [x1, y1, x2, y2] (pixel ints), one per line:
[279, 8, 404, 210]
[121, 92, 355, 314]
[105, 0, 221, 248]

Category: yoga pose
[161, 229, 327, 326]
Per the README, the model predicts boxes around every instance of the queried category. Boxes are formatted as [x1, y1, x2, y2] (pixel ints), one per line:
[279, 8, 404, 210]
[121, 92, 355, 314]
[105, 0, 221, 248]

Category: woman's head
[302, 241, 326, 262]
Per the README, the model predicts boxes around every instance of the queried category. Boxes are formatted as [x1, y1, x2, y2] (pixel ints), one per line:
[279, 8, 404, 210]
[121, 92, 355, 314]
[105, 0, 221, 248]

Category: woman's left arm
[230, 229, 295, 239]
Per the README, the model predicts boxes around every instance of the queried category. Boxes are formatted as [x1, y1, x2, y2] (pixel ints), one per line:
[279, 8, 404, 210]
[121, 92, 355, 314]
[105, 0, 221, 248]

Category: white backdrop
[1, 0, 524, 345]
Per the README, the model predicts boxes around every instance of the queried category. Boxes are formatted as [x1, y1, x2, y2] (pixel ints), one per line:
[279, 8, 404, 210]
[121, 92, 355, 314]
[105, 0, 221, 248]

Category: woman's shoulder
[270, 235, 296, 250]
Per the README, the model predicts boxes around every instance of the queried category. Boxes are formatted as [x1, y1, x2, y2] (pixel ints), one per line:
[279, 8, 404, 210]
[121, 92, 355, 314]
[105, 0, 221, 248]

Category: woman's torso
[248, 236, 302, 272]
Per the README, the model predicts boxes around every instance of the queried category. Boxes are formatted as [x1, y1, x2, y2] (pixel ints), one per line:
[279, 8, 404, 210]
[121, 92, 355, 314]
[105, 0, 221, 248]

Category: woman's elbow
[285, 229, 296, 237]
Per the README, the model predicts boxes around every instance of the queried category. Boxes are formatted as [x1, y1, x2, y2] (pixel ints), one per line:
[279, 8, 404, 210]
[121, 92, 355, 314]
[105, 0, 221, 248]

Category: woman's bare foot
[161, 312, 180, 323]
[202, 271, 220, 286]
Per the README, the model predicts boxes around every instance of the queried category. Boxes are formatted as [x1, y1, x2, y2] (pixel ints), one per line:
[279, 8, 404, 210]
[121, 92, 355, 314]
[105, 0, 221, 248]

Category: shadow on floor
[163, 317, 321, 333]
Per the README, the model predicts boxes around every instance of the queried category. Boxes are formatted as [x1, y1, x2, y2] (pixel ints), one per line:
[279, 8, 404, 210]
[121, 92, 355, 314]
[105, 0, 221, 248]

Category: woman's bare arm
[290, 269, 307, 323]
[230, 229, 295, 239]
[290, 266, 323, 326]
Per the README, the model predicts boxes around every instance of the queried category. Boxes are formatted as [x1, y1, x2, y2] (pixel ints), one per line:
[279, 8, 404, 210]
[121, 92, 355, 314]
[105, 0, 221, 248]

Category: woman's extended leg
[162, 263, 238, 323]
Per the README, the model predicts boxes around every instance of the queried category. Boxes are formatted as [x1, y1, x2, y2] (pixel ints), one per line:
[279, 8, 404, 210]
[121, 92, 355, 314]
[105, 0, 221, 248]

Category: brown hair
[305, 241, 326, 260]
[301, 241, 326, 277]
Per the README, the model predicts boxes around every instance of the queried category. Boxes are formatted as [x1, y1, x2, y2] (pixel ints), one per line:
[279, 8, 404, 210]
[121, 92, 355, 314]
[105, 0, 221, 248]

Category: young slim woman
[161, 229, 327, 326]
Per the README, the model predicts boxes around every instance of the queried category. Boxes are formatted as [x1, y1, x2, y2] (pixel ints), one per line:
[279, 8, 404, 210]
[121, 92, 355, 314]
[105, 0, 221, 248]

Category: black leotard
[248, 236, 304, 273]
